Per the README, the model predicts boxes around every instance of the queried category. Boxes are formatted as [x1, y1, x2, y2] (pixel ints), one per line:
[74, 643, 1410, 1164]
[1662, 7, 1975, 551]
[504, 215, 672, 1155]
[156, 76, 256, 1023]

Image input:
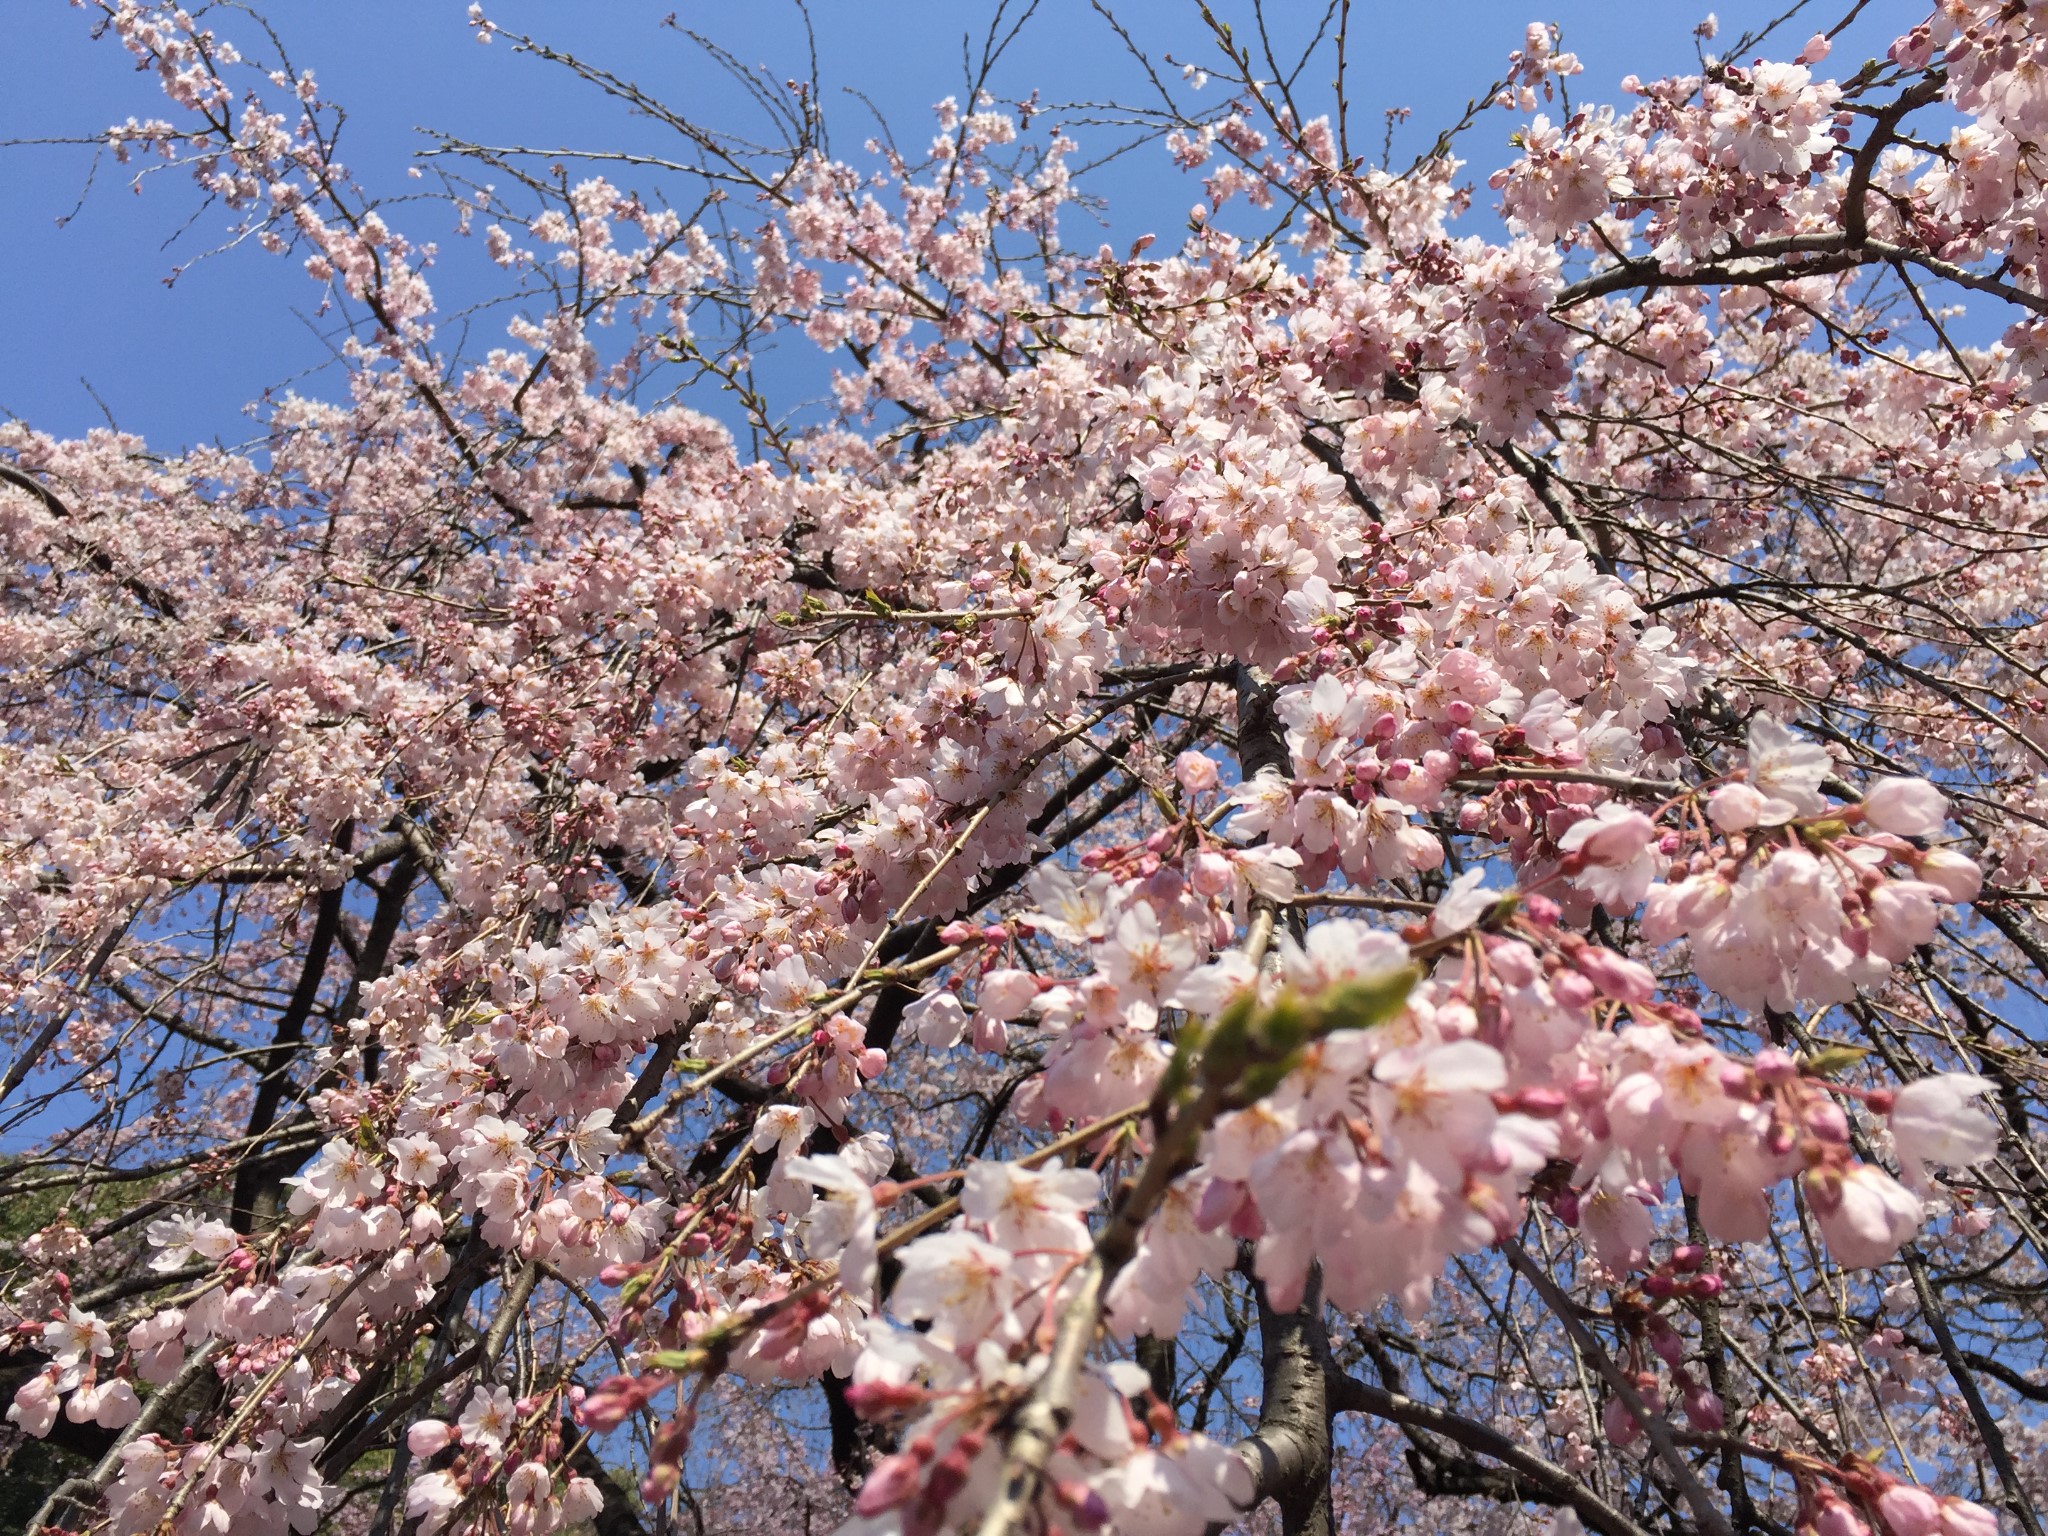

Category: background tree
[1, 4, 2046, 1535]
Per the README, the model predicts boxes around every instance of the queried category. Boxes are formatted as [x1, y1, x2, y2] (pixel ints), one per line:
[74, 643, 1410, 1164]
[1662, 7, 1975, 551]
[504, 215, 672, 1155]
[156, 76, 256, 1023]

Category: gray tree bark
[1233, 1265, 1335, 1536]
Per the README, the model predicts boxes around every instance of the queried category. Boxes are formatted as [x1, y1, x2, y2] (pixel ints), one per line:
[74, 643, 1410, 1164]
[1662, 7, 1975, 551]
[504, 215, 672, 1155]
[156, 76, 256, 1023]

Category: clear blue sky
[1, 1, 1911, 455]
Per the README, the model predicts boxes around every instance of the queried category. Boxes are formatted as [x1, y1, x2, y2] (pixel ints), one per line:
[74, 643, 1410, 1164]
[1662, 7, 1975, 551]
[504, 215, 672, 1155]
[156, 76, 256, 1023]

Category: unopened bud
[842, 1380, 928, 1421]
[924, 1444, 977, 1505]
[408, 1419, 454, 1457]
[1601, 1395, 1641, 1447]
[1681, 1382, 1724, 1432]
[1806, 1100, 1850, 1144]
[854, 1449, 928, 1517]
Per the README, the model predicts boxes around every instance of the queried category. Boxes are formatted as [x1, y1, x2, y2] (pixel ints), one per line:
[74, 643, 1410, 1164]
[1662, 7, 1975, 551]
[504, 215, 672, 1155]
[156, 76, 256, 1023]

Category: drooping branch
[1322, 1370, 1656, 1536]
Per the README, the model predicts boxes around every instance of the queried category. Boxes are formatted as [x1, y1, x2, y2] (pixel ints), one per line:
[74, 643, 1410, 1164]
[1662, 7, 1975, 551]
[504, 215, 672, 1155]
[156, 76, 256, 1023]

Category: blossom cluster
[0, 3, 2040, 1534]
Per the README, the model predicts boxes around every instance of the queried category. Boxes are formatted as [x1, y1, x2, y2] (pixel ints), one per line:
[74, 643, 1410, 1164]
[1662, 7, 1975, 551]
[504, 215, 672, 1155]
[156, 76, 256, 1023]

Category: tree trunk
[1234, 1265, 1334, 1536]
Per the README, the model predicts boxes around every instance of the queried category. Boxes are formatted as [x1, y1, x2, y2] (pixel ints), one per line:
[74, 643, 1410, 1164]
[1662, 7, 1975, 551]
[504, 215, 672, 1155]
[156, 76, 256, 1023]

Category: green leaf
[1311, 965, 1423, 1036]
[1801, 1044, 1869, 1078]
[643, 1349, 706, 1373]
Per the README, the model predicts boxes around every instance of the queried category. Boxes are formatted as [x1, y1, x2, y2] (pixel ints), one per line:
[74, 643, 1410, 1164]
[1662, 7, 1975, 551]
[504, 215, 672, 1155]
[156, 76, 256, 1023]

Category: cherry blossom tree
[4, 3, 2048, 1534]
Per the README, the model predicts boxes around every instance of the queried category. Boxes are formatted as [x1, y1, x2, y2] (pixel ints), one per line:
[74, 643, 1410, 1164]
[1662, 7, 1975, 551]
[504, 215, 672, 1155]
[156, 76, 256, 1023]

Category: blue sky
[0, 1, 1911, 455]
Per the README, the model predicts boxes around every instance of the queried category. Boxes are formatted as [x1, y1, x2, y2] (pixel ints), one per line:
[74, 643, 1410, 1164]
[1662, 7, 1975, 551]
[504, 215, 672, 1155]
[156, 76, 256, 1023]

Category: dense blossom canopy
[5, 3, 2048, 1535]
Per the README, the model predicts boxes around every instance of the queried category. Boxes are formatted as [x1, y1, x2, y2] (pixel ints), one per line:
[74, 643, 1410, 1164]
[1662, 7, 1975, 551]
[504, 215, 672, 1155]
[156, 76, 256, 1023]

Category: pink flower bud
[1813, 1164, 1924, 1269]
[923, 1444, 976, 1506]
[1681, 1382, 1724, 1432]
[1938, 1496, 2000, 1536]
[7, 1372, 59, 1439]
[1861, 778, 1947, 839]
[1914, 848, 1981, 904]
[1708, 783, 1767, 833]
[1601, 1396, 1641, 1447]
[1806, 1099, 1850, 1144]
[1815, 1495, 1870, 1536]
[1879, 1485, 1943, 1536]
[1573, 946, 1657, 1003]
[855, 1449, 929, 1516]
[1753, 1047, 1797, 1083]
[1551, 971, 1595, 1009]
[842, 1380, 928, 1420]
[976, 969, 1038, 1022]
[408, 1419, 455, 1457]
[650, 1405, 696, 1469]
[577, 1374, 658, 1432]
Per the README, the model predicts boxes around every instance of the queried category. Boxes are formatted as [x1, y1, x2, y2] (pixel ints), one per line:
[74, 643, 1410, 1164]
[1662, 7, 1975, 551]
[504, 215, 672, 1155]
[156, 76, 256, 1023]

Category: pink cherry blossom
[1863, 778, 1950, 839]
[1743, 716, 1833, 822]
[890, 1231, 1019, 1349]
[782, 1153, 883, 1299]
[1888, 1074, 2001, 1186]
[7, 1373, 60, 1438]
[0, 5, 2040, 1532]
[1810, 1164, 1926, 1269]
